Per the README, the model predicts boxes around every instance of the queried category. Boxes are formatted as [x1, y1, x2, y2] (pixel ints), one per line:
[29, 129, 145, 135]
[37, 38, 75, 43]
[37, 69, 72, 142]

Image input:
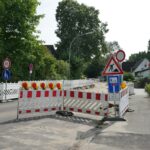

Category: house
[132, 58, 150, 78]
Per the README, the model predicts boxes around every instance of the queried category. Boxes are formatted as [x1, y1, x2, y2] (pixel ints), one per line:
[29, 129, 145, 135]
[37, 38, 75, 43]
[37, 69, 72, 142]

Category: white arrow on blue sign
[2, 69, 11, 80]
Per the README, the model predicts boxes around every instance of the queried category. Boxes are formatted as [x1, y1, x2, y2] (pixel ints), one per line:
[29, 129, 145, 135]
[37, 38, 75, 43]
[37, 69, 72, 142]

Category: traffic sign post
[2, 69, 12, 102]
[3, 58, 11, 69]
[2, 58, 12, 102]
[102, 50, 126, 118]
[116, 50, 126, 83]
[108, 75, 121, 93]
[116, 50, 126, 62]
[2, 69, 11, 81]
[29, 63, 33, 80]
[108, 75, 121, 117]
[102, 56, 123, 76]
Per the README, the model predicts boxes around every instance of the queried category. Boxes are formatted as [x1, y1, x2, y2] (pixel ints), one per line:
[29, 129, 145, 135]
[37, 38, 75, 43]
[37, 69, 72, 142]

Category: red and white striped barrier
[18, 90, 62, 117]
[17, 89, 109, 119]
[63, 90, 109, 117]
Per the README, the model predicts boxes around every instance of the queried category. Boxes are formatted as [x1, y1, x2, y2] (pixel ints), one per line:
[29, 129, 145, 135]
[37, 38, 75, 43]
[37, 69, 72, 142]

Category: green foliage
[0, 0, 69, 81]
[129, 51, 150, 63]
[106, 41, 121, 53]
[145, 83, 150, 96]
[123, 72, 135, 81]
[128, 40, 150, 63]
[55, 60, 69, 79]
[55, 0, 108, 79]
[135, 78, 150, 88]
[85, 56, 105, 78]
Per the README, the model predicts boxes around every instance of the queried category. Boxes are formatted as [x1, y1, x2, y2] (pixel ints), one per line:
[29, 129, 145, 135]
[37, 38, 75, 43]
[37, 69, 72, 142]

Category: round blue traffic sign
[2, 69, 11, 80]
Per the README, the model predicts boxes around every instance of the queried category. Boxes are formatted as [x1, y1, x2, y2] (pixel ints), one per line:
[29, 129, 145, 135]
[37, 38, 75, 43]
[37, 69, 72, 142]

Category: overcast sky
[37, 0, 150, 59]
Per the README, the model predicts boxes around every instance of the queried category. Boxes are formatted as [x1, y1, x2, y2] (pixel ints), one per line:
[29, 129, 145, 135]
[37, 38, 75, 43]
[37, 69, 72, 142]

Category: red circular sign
[116, 50, 126, 62]
[29, 63, 33, 71]
[3, 58, 11, 69]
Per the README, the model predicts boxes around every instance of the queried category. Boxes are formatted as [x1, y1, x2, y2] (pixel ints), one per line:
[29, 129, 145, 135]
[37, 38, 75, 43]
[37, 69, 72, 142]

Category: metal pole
[62, 80, 65, 111]
[4, 80, 7, 102]
[113, 85, 117, 117]
[16, 96, 19, 120]
[68, 31, 95, 80]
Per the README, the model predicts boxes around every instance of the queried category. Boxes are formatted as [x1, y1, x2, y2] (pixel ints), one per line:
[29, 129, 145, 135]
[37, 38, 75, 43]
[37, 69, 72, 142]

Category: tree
[85, 56, 106, 78]
[128, 51, 150, 63]
[0, 0, 43, 81]
[128, 39, 150, 63]
[55, 0, 108, 79]
[106, 41, 121, 53]
[0, 0, 69, 81]
[147, 40, 150, 53]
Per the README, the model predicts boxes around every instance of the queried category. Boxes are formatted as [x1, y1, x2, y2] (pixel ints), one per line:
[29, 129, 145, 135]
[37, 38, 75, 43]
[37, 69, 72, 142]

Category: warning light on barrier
[22, 82, 29, 90]
[48, 82, 55, 90]
[56, 83, 62, 90]
[31, 82, 38, 90]
[121, 81, 127, 89]
[40, 82, 46, 89]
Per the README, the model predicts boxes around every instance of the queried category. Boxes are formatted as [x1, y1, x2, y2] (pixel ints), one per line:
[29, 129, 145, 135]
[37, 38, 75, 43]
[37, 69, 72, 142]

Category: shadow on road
[0, 113, 116, 128]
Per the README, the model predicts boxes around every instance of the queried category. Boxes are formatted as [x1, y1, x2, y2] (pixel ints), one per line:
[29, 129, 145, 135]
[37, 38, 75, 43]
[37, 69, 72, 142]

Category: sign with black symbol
[102, 56, 123, 76]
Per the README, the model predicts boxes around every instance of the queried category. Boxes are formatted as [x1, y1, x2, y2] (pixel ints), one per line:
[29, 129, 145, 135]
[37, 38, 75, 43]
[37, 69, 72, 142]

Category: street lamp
[68, 31, 95, 80]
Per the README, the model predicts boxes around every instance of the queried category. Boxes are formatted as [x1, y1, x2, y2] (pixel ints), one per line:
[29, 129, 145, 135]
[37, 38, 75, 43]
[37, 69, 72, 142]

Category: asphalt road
[0, 100, 17, 123]
[0, 88, 150, 150]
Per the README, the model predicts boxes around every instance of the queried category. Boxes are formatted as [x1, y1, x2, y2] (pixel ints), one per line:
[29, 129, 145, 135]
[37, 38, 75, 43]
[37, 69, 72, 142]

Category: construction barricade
[63, 90, 109, 117]
[0, 83, 19, 102]
[17, 81, 129, 120]
[127, 82, 134, 95]
[119, 88, 129, 117]
[17, 89, 63, 119]
[109, 87, 129, 118]
[17, 81, 109, 119]
[17, 82, 63, 119]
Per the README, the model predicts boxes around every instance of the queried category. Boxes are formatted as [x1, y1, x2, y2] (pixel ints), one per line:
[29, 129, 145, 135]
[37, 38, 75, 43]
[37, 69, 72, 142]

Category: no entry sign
[3, 58, 11, 69]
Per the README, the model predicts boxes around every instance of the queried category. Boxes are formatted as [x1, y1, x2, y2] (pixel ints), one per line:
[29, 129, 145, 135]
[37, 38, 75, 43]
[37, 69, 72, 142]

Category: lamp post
[68, 31, 95, 80]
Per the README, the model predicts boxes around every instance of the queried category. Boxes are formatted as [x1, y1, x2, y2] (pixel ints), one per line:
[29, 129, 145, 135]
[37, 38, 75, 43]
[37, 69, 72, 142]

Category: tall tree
[55, 0, 108, 79]
[148, 40, 150, 53]
[106, 41, 121, 53]
[0, 0, 69, 81]
[0, 0, 43, 81]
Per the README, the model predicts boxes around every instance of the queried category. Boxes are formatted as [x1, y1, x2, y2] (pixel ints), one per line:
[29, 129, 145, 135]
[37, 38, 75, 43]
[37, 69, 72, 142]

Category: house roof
[132, 59, 144, 71]
[132, 58, 150, 72]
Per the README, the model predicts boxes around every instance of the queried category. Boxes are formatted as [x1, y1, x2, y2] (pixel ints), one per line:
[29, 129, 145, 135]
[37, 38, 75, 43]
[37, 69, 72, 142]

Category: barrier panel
[19, 79, 95, 90]
[17, 81, 129, 120]
[63, 90, 109, 117]
[18, 90, 62, 118]
[17, 81, 108, 119]
[0, 80, 94, 102]
[0, 83, 19, 102]
[119, 88, 129, 117]
[109, 87, 129, 118]
[128, 82, 134, 95]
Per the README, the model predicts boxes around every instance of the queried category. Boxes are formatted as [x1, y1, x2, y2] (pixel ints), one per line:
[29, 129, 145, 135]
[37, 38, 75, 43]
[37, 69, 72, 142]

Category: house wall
[133, 58, 150, 78]
[134, 59, 149, 73]
[136, 70, 150, 78]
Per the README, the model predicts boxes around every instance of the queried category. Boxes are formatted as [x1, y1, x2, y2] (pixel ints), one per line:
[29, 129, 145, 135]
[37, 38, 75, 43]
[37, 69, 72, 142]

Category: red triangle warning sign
[102, 56, 123, 76]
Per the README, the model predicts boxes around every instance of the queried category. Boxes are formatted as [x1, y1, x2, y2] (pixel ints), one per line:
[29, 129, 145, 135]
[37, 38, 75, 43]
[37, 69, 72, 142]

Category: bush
[145, 83, 150, 96]
[124, 72, 135, 81]
[135, 78, 150, 88]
